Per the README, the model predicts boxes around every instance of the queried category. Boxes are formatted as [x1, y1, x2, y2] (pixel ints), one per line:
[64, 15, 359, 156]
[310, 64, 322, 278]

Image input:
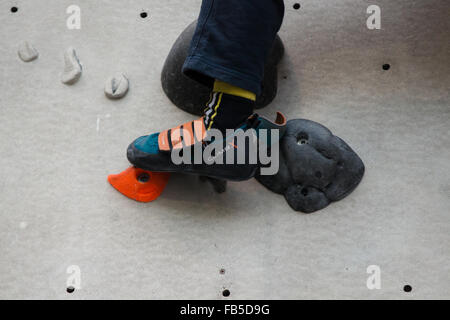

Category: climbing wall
[0, 0, 449, 299]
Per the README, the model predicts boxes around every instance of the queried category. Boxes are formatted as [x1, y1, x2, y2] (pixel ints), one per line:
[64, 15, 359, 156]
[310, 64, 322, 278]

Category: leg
[182, 0, 285, 96]
[126, 0, 287, 183]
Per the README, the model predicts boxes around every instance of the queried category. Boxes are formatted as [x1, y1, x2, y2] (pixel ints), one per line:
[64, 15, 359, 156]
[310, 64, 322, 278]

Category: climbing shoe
[127, 112, 287, 181]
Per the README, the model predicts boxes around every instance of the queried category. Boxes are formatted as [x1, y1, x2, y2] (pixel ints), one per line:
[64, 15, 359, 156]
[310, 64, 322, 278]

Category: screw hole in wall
[219, 268, 225, 275]
[222, 289, 230, 297]
[382, 63, 390, 71]
[11, 6, 18, 13]
[297, 133, 309, 145]
[403, 285, 412, 293]
[66, 286, 75, 293]
[293, 3, 301, 10]
[140, 11, 148, 19]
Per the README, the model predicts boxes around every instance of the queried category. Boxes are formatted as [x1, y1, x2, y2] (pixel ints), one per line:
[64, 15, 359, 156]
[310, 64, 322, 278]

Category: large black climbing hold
[161, 21, 285, 116]
[256, 119, 365, 213]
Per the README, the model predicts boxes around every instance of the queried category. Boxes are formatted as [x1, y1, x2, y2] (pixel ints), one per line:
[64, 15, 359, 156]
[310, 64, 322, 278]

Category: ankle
[204, 80, 256, 132]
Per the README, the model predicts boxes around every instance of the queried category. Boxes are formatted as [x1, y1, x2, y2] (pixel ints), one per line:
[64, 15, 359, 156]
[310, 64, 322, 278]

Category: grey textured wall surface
[0, 0, 449, 299]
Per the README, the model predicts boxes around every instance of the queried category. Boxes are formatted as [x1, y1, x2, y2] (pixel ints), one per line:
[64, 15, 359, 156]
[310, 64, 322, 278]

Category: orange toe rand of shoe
[108, 167, 170, 202]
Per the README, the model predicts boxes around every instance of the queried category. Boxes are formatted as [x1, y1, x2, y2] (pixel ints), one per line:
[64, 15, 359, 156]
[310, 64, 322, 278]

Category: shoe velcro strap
[158, 117, 206, 151]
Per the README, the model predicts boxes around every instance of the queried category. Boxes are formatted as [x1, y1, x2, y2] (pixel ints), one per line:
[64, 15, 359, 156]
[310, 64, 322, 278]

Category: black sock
[203, 92, 254, 133]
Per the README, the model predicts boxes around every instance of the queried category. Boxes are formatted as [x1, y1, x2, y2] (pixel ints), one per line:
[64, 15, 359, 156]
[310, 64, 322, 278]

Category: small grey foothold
[104, 73, 129, 99]
[18, 41, 39, 62]
[61, 47, 82, 85]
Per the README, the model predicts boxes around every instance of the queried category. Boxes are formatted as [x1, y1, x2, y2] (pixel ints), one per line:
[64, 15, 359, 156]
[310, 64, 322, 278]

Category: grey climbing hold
[161, 20, 285, 116]
[18, 41, 39, 62]
[199, 176, 227, 193]
[104, 73, 129, 99]
[61, 47, 82, 85]
[256, 119, 365, 213]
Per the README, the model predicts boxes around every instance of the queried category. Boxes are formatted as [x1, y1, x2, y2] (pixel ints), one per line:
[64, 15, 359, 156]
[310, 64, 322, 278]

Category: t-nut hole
[140, 11, 148, 18]
[301, 187, 308, 196]
[222, 289, 230, 297]
[293, 3, 301, 10]
[11, 6, 18, 13]
[137, 172, 150, 183]
[297, 132, 309, 145]
[66, 286, 75, 293]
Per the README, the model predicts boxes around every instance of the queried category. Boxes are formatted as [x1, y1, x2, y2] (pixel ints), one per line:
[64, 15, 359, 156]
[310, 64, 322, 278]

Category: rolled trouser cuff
[182, 55, 262, 96]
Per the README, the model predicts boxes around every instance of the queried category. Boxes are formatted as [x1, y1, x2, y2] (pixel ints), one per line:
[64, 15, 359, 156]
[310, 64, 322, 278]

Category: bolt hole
[403, 285, 412, 293]
[140, 11, 148, 18]
[293, 3, 301, 10]
[315, 171, 322, 179]
[222, 289, 230, 297]
[138, 172, 150, 183]
[297, 133, 309, 145]
[301, 188, 308, 196]
[66, 286, 75, 293]
[219, 268, 225, 275]
[11, 6, 18, 13]
[382, 63, 390, 71]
